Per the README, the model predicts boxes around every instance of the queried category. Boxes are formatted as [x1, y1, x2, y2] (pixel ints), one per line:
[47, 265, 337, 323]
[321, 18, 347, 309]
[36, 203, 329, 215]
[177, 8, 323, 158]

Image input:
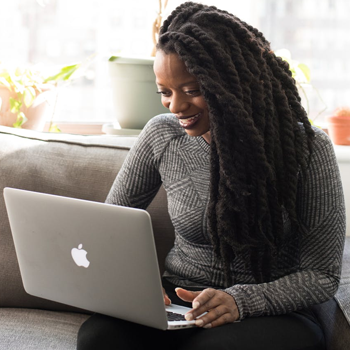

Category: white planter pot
[108, 56, 168, 130]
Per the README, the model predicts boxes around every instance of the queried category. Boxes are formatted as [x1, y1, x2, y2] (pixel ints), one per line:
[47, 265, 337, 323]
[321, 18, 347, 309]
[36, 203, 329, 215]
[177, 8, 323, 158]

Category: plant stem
[48, 82, 59, 132]
[151, 0, 168, 56]
[311, 85, 327, 122]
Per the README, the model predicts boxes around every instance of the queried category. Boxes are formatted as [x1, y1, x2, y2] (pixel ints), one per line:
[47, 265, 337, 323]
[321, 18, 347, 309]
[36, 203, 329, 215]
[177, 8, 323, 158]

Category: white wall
[334, 145, 350, 236]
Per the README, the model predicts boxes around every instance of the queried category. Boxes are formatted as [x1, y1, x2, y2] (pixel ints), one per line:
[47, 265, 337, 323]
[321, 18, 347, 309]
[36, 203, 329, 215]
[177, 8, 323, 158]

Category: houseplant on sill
[106, 0, 169, 134]
[327, 107, 350, 145]
[0, 62, 81, 132]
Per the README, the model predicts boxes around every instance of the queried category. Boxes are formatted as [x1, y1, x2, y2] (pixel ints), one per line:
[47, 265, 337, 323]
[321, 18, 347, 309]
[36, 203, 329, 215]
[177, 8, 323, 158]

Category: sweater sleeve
[105, 117, 163, 208]
[223, 129, 346, 320]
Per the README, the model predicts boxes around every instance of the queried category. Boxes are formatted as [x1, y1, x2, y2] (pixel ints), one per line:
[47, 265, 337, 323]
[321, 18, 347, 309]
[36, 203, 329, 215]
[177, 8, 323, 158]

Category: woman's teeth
[179, 113, 200, 127]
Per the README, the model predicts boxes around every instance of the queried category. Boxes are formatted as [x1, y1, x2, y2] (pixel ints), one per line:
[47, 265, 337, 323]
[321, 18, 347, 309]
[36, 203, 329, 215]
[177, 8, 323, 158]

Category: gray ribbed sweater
[106, 114, 346, 320]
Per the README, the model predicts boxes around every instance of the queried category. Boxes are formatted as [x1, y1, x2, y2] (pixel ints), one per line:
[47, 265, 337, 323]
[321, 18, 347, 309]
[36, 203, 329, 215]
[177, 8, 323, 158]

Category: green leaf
[15, 67, 24, 77]
[9, 97, 22, 113]
[44, 64, 81, 83]
[8, 72, 23, 93]
[109, 56, 120, 62]
[0, 76, 11, 89]
[49, 123, 61, 133]
[297, 63, 311, 83]
[23, 86, 36, 107]
[13, 112, 27, 128]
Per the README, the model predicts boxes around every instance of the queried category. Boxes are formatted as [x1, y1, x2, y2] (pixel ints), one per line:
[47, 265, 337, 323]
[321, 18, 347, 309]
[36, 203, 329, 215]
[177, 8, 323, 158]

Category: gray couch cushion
[0, 126, 175, 311]
[0, 308, 89, 350]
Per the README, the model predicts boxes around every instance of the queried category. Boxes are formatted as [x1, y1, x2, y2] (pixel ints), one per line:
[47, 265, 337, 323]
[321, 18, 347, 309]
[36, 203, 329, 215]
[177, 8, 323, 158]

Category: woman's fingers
[195, 303, 238, 328]
[176, 288, 239, 328]
[163, 288, 171, 305]
[175, 288, 201, 303]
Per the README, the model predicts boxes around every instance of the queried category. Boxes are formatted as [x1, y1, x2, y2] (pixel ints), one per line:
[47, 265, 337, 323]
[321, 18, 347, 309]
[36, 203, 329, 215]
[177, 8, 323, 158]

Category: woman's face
[154, 51, 211, 143]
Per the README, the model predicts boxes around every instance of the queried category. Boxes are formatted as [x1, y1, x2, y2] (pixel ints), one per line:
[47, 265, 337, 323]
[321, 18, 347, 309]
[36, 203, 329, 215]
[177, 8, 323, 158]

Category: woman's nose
[167, 94, 190, 114]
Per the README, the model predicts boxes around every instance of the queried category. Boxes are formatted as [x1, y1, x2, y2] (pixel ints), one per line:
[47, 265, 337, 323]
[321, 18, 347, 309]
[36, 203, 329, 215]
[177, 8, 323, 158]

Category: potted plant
[106, 0, 169, 134]
[0, 62, 81, 132]
[327, 107, 350, 145]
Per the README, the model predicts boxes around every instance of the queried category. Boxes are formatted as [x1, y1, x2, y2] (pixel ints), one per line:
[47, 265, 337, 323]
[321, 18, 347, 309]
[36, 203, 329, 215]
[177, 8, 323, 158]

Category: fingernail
[203, 323, 212, 329]
[195, 319, 204, 327]
[193, 301, 200, 309]
[185, 313, 193, 321]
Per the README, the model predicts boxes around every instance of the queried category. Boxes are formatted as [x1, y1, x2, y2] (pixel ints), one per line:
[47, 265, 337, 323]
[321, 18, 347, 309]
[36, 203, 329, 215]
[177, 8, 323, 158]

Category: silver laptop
[3, 187, 196, 330]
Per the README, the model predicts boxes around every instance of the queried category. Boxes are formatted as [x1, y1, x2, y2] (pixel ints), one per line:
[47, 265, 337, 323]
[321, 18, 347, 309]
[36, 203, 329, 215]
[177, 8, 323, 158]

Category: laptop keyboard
[167, 311, 187, 322]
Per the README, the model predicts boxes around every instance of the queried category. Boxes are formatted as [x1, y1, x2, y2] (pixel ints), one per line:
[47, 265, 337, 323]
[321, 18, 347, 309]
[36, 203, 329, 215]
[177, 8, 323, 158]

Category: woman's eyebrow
[179, 80, 199, 88]
[156, 80, 199, 88]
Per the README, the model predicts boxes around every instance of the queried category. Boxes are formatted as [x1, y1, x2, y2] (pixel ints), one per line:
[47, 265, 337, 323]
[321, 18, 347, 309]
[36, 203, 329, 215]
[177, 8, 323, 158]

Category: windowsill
[44, 122, 105, 135]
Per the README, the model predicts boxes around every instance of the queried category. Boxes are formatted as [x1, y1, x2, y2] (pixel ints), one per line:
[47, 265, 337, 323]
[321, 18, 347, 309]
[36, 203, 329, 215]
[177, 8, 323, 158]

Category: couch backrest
[0, 126, 175, 312]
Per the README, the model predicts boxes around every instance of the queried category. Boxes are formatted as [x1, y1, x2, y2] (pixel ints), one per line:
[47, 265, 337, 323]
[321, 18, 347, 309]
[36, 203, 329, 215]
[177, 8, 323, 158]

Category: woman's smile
[177, 113, 202, 129]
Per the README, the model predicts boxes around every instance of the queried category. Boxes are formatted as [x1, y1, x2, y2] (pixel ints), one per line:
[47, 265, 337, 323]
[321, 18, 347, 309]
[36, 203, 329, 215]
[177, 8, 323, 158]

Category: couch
[0, 125, 349, 350]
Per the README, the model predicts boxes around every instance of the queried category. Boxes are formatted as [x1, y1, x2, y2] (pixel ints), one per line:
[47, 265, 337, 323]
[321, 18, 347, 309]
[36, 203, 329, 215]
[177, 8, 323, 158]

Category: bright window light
[0, 0, 349, 125]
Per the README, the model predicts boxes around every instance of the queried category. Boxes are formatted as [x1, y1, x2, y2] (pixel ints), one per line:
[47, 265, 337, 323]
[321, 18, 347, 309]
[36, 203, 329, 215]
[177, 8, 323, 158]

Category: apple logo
[71, 244, 90, 268]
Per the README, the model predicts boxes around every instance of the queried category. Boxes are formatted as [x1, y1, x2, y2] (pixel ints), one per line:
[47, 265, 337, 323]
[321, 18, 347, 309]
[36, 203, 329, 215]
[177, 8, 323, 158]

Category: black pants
[77, 280, 325, 350]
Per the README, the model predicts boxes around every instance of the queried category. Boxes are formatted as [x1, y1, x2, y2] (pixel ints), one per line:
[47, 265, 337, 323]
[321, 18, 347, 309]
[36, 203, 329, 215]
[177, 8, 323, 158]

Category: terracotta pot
[0, 85, 56, 131]
[327, 115, 350, 145]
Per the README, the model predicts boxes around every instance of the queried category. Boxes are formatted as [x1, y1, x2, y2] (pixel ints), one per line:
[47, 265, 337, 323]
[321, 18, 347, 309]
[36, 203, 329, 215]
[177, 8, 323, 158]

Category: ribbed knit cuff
[223, 285, 267, 320]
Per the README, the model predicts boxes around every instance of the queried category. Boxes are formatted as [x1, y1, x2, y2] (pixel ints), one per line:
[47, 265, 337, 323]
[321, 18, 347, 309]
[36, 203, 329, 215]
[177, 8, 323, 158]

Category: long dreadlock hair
[157, 2, 315, 286]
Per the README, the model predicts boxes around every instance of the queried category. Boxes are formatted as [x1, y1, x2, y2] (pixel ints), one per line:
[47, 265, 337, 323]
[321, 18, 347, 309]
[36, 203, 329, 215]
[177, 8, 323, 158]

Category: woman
[77, 2, 345, 349]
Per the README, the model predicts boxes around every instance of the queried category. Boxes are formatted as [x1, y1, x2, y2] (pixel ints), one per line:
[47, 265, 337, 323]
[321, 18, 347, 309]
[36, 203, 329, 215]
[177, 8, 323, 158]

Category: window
[1, 0, 349, 127]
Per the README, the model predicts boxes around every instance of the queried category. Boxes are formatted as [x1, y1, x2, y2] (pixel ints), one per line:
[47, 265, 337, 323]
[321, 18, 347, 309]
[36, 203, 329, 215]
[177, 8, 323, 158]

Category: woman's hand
[163, 288, 171, 305]
[176, 288, 239, 328]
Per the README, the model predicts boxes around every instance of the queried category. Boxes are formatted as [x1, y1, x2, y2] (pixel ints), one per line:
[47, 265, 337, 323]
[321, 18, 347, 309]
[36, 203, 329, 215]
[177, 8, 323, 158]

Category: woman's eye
[186, 90, 201, 96]
[157, 91, 171, 97]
